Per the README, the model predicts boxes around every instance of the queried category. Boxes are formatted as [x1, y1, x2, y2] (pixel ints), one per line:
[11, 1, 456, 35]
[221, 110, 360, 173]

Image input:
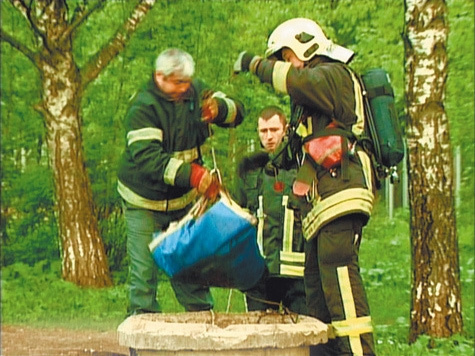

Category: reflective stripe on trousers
[305, 214, 376, 356]
[257, 194, 305, 277]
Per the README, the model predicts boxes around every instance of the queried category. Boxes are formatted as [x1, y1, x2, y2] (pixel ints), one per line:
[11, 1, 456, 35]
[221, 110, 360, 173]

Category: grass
[359, 203, 474, 355]
[1, 204, 473, 355]
[0, 259, 247, 330]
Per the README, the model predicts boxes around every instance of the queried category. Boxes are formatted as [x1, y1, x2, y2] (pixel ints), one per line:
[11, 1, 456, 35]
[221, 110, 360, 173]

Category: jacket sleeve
[254, 59, 356, 124]
[195, 78, 245, 128]
[211, 91, 245, 128]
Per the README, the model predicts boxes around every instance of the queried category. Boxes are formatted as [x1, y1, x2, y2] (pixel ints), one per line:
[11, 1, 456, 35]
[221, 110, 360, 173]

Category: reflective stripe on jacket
[234, 152, 305, 277]
[117, 76, 244, 211]
[254, 57, 375, 239]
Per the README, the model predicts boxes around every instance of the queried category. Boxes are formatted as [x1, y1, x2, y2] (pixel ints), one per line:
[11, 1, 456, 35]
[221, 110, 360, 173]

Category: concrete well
[118, 311, 329, 356]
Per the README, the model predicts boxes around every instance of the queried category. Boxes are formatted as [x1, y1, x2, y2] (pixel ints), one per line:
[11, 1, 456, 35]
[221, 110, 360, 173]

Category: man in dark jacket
[233, 106, 307, 315]
[118, 48, 245, 315]
[234, 18, 376, 356]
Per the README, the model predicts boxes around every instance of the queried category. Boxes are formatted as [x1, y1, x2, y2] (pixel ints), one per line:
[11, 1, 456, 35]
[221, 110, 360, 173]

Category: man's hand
[203, 174, 220, 201]
[201, 97, 218, 123]
[233, 51, 262, 74]
[190, 164, 221, 201]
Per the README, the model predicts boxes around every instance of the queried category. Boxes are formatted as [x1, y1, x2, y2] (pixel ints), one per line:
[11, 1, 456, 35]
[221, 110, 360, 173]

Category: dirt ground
[1, 325, 129, 356]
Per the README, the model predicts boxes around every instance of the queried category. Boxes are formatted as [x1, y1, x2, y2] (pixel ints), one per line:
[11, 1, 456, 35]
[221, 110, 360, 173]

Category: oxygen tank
[361, 68, 404, 169]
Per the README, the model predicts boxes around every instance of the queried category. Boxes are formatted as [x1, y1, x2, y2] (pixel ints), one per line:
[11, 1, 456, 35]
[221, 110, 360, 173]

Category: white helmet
[265, 18, 354, 64]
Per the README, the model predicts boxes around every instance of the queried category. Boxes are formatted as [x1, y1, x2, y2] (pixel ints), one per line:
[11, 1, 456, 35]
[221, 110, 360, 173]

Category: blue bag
[149, 193, 266, 291]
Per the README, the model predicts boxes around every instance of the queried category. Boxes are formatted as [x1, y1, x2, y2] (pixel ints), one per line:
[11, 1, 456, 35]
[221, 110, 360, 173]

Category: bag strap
[188, 125, 224, 217]
[188, 196, 209, 218]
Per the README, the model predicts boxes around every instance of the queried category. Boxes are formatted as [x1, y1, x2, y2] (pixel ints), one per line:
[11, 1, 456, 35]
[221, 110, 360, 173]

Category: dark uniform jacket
[253, 57, 375, 240]
[234, 151, 305, 277]
[118, 76, 244, 211]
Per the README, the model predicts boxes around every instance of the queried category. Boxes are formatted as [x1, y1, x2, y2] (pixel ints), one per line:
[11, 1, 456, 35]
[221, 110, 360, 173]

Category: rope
[208, 124, 222, 183]
[243, 293, 301, 324]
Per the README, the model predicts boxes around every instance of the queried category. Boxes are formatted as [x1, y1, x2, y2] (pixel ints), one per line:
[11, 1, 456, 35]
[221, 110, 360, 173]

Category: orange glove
[201, 97, 218, 123]
[204, 174, 220, 201]
[190, 164, 221, 201]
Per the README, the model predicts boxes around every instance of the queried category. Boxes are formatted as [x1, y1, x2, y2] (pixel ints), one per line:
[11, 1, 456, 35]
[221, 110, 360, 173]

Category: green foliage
[360, 204, 474, 355]
[1, 1, 473, 351]
[1, 260, 127, 329]
[1, 164, 58, 266]
[446, 0, 475, 235]
[1, 6, 57, 267]
[375, 333, 474, 356]
[98, 207, 128, 283]
[3, 0, 472, 269]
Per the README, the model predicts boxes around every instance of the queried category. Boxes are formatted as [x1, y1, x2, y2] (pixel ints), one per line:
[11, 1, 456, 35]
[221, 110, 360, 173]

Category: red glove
[201, 97, 218, 122]
[204, 175, 220, 201]
[190, 164, 221, 200]
[292, 160, 315, 196]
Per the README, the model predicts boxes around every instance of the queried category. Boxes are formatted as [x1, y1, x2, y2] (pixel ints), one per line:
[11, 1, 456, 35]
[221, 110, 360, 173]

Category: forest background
[1, 1, 473, 355]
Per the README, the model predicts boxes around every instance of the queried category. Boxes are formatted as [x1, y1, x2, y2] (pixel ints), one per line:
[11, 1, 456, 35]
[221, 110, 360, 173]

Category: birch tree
[403, 0, 463, 341]
[0, 0, 156, 287]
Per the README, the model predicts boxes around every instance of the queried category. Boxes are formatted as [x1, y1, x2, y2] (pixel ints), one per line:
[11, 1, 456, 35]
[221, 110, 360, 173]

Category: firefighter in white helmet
[234, 18, 376, 356]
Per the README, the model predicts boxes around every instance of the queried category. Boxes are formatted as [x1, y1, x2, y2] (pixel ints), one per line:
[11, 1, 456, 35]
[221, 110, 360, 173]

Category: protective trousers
[305, 214, 376, 356]
[123, 202, 213, 315]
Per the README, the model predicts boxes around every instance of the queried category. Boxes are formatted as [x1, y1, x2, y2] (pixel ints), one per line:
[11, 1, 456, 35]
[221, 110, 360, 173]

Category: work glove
[292, 160, 315, 197]
[201, 91, 219, 123]
[190, 163, 221, 201]
[237, 151, 269, 175]
[233, 51, 262, 74]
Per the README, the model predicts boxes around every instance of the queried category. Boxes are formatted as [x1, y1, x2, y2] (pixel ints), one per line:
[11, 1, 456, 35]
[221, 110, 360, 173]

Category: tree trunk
[36, 5, 112, 287]
[2, 0, 156, 287]
[41, 63, 112, 287]
[404, 0, 463, 342]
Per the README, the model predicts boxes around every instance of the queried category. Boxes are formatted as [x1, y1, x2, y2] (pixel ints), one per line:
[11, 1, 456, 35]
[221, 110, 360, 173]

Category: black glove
[233, 51, 262, 74]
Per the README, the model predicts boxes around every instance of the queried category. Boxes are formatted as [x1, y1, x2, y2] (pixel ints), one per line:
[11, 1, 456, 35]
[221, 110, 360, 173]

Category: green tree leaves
[1, 0, 473, 272]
